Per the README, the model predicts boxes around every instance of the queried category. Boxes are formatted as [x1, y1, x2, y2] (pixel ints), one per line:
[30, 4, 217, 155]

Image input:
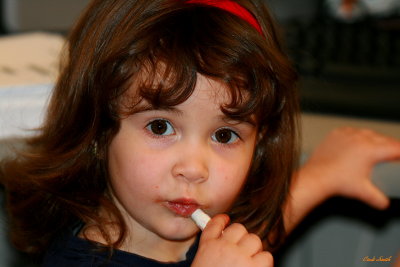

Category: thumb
[356, 181, 390, 210]
[200, 214, 230, 242]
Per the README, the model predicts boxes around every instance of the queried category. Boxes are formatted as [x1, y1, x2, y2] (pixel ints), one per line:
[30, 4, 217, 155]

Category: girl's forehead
[117, 60, 256, 125]
[190, 74, 233, 103]
[124, 69, 235, 105]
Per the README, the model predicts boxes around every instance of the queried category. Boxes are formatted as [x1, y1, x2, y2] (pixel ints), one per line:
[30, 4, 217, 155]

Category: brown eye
[146, 119, 174, 136]
[212, 128, 239, 144]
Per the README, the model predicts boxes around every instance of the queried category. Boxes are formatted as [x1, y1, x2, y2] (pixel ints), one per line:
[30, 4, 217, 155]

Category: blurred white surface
[0, 33, 62, 138]
[0, 84, 52, 138]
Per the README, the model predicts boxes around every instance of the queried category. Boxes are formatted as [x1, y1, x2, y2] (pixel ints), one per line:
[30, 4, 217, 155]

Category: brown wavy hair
[0, 0, 299, 256]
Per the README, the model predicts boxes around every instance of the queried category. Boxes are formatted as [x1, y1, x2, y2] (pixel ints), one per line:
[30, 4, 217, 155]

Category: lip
[165, 198, 200, 217]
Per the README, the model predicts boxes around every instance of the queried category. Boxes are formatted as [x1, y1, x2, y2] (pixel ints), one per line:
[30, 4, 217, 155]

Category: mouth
[165, 199, 200, 217]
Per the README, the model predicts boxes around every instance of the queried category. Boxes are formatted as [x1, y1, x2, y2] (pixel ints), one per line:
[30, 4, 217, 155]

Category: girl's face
[108, 74, 257, 246]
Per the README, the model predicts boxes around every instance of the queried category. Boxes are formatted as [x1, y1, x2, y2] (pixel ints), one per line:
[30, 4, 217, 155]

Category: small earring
[92, 141, 98, 156]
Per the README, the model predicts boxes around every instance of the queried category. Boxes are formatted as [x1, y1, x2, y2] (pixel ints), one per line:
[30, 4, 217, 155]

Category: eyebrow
[218, 114, 257, 128]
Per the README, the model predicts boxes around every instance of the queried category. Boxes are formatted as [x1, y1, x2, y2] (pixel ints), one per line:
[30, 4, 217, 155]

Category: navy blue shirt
[42, 224, 199, 267]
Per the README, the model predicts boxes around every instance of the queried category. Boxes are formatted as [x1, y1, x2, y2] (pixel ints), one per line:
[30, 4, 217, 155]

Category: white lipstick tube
[191, 208, 211, 231]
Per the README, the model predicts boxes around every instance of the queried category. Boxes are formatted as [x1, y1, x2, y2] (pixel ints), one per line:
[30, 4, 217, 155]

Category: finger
[360, 130, 400, 161]
[373, 141, 400, 162]
[252, 251, 274, 267]
[237, 233, 263, 256]
[220, 223, 248, 243]
[357, 181, 390, 210]
[200, 214, 229, 241]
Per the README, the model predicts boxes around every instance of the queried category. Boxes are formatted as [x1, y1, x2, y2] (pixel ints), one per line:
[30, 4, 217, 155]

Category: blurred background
[0, 0, 399, 266]
[268, 0, 400, 122]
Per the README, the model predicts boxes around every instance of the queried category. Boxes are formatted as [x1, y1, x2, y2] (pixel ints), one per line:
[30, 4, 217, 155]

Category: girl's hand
[191, 214, 273, 267]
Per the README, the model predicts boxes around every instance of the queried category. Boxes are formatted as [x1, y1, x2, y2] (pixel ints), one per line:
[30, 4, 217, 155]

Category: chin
[158, 223, 200, 241]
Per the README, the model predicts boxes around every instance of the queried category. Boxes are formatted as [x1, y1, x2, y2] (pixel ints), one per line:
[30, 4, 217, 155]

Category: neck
[80, 204, 198, 263]
[121, 217, 197, 262]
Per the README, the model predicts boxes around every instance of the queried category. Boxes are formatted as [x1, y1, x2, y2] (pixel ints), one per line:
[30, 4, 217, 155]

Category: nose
[171, 144, 209, 184]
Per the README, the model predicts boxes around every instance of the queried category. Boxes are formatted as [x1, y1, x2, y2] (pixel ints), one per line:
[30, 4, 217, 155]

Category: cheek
[210, 163, 250, 211]
[112, 153, 165, 188]
[109, 142, 176, 203]
[211, 146, 255, 209]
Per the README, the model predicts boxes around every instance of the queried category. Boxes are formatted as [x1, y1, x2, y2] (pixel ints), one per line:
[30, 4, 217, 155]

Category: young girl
[1, 0, 297, 265]
[2, 0, 399, 266]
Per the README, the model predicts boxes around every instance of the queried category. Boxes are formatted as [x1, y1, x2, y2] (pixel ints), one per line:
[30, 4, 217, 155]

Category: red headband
[186, 0, 263, 35]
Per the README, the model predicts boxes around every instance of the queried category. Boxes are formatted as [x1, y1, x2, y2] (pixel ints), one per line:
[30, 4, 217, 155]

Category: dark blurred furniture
[282, 4, 400, 121]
